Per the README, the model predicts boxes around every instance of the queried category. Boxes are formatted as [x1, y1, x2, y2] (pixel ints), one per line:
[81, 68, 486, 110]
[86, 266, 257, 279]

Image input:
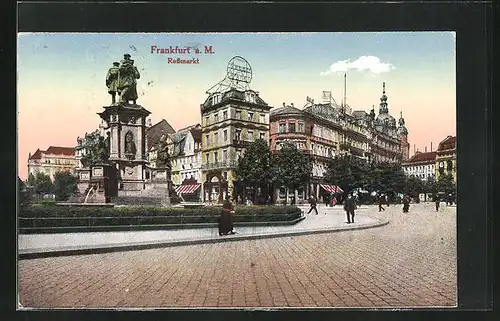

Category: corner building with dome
[269, 82, 410, 203]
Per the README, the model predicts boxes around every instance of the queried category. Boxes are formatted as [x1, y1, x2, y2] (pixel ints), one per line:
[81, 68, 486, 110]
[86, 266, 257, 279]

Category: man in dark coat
[378, 193, 386, 212]
[307, 196, 318, 215]
[433, 194, 440, 212]
[344, 194, 356, 223]
[402, 195, 410, 213]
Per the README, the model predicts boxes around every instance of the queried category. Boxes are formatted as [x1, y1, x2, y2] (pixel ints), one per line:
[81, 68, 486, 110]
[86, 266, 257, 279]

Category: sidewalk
[18, 207, 388, 259]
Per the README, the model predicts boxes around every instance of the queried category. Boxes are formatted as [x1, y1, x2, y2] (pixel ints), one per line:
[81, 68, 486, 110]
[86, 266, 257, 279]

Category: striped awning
[176, 184, 201, 194]
[320, 184, 344, 193]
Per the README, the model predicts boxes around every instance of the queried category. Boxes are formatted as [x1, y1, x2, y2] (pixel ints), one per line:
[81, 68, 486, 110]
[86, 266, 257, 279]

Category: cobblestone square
[18, 203, 456, 308]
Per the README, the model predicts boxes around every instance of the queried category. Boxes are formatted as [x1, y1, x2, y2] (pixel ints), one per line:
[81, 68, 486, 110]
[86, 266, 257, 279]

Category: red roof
[29, 149, 43, 160]
[437, 135, 456, 151]
[407, 151, 437, 163]
[29, 146, 75, 159]
[46, 146, 75, 156]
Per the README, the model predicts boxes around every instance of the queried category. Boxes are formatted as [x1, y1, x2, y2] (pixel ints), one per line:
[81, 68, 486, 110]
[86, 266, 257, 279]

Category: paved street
[18, 203, 456, 308]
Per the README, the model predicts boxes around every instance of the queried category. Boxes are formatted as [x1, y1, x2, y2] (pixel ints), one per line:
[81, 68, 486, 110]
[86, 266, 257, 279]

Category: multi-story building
[28, 146, 78, 181]
[435, 135, 456, 182]
[201, 88, 271, 203]
[402, 151, 437, 181]
[165, 124, 203, 201]
[269, 82, 409, 202]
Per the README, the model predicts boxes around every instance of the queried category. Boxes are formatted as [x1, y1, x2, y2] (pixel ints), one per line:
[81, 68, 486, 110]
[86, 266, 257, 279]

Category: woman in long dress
[219, 199, 235, 236]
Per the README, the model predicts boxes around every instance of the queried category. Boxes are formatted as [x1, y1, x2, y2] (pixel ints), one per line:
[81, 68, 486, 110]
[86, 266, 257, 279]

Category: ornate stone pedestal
[98, 103, 151, 193]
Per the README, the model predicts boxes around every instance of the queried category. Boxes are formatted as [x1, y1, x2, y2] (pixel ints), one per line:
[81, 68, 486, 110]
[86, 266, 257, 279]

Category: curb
[19, 216, 389, 260]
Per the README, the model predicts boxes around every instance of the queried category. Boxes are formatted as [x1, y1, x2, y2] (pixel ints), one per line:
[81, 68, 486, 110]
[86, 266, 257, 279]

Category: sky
[17, 32, 456, 179]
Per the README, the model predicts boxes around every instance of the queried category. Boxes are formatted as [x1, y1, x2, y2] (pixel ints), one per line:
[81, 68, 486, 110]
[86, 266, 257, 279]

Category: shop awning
[176, 184, 201, 194]
[320, 184, 344, 193]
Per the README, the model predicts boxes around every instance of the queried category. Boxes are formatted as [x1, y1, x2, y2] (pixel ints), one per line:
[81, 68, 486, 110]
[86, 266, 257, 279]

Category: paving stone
[18, 203, 457, 308]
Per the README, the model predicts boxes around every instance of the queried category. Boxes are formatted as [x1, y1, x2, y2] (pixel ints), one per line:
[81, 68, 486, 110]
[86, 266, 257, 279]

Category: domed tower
[397, 111, 410, 161]
[374, 82, 396, 132]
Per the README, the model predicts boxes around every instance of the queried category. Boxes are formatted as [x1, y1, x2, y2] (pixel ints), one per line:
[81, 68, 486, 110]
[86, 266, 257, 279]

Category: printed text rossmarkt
[151, 45, 214, 64]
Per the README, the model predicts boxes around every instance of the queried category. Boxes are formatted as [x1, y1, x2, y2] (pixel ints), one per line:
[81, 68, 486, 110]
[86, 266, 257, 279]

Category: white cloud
[320, 55, 395, 75]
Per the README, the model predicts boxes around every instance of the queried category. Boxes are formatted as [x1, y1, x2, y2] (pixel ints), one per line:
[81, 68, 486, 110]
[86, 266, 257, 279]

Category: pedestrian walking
[433, 194, 440, 212]
[344, 194, 356, 223]
[378, 193, 386, 212]
[307, 196, 318, 215]
[402, 194, 410, 213]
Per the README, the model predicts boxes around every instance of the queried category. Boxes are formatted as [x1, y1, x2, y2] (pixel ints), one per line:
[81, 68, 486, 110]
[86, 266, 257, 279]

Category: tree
[235, 138, 275, 203]
[27, 172, 36, 187]
[53, 171, 79, 201]
[325, 155, 359, 196]
[18, 176, 32, 208]
[435, 173, 455, 194]
[274, 143, 312, 205]
[405, 176, 425, 201]
[33, 172, 54, 195]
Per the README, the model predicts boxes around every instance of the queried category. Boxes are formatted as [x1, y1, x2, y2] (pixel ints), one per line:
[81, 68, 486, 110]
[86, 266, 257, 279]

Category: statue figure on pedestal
[124, 131, 137, 159]
[105, 62, 120, 105]
[117, 54, 141, 105]
[156, 137, 171, 171]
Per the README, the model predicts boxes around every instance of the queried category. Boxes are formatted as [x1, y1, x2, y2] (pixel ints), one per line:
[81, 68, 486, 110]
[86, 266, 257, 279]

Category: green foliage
[18, 204, 301, 218]
[32, 172, 54, 195]
[435, 173, 455, 194]
[235, 138, 275, 189]
[18, 176, 32, 209]
[53, 171, 79, 201]
[18, 205, 302, 232]
[27, 173, 36, 187]
[404, 175, 425, 198]
[274, 143, 312, 191]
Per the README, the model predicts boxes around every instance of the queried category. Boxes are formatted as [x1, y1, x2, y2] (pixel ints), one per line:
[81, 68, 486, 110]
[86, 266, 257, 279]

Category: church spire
[379, 82, 388, 114]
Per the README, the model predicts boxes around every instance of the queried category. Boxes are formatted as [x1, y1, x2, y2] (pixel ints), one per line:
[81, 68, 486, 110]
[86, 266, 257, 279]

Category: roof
[407, 151, 437, 163]
[202, 88, 268, 109]
[29, 149, 43, 160]
[45, 146, 75, 156]
[190, 127, 202, 143]
[437, 135, 456, 151]
[146, 119, 176, 150]
[351, 110, 369, 120]
[270, 105, 303, 116]
[29, 146, 74, 160]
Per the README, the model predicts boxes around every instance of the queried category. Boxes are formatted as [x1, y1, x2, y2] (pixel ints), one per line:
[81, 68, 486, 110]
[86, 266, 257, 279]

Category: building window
[214, 151, 218, 163]
[247, 130, 254, 141]
[236, 110, 242, 119]
[205, 116, 209, 125]
[214, 113, 219, 123]
[222, 149, 227, 162]
[260, 114, 265, 123]
[223, 171, 228, 180]
[223, 130, 228, 142]
[288, 123, 296, 133]
[260, 132, 265, 140]
[205, 134, 210, 145]
[247, 112, 254, 121]
[298, 122, 304, 132]
[279, 123, 286, 133]
[214, 132, 219, 145]
[235, 129, 241, 141]
[206, 153, 210, 163]
[223, 110, 228, 120]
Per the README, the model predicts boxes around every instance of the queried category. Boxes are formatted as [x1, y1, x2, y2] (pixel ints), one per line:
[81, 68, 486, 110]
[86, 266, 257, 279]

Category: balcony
[233, 139, 253, 148]
[339, 142, 350, 150]
[201, 159, 239, 170]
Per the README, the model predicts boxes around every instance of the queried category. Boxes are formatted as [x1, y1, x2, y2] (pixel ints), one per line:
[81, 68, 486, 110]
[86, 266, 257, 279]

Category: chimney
[291, 103, 294, 107]
[146, 118, 152, 127]
[431, 142, 433, 151]
[283, 102, 285, 107]
[413, 144, 416, 155]
[425, 146, 427, 152]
